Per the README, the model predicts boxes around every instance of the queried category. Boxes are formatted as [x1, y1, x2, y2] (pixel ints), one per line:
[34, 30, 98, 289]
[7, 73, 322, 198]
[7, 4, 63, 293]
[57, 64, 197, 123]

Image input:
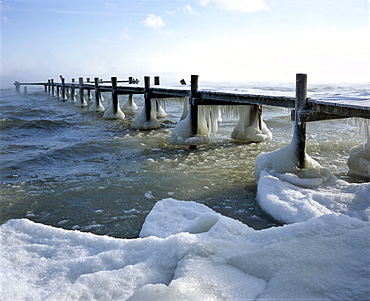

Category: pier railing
[14, 74, 370, 169]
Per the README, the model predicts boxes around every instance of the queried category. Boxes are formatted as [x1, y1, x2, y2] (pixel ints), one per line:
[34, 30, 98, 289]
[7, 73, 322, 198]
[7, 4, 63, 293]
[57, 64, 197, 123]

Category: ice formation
[231, 105, 272, 142]
[67, 89, 77, 103]
[89, 100, 105, 112]
[169, 106, 218, 146]
[155, 100, 167, 118]
[180, 99, 189, 121]
[103, 101, 125, 120]
[123, 94, 138, 111]
[348, 120, 370, 178]
[131, 100, 160, 130]
[1, 199, 369, 300]
[255, 136, 370, 223]
[75, 93, 88, 107]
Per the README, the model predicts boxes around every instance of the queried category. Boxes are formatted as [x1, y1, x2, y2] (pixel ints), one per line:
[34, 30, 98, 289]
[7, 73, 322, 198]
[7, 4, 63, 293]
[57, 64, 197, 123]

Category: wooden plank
[197, 91, 295, 108]
[16, 82, 46, 86]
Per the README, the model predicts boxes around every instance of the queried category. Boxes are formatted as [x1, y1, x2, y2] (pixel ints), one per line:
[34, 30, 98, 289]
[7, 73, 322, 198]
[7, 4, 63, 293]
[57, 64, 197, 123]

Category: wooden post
[87, 78, 92, 100]
[51, 79, 55, 96]
[56, 85, 60, 99]
[154, 76, 160, 86]
[61, 76, 67, 101]
[94, 77, 101, 105]
[129, 76, 133, 84]
[189, 75, 199, 149]
[144, 76, 151, 121]
[14, 81, 20, 94]
[111, 76, 118, 114]
[294, 73, 308, 169]
[47, 79, 51, 94]
[154, 76, 160, 111]
[78, 77, 86, 106]
[69, 78, 76, 102]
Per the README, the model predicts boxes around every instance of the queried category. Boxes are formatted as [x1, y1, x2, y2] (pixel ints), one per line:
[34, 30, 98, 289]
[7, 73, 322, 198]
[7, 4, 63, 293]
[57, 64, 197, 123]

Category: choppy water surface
[0, 82, 368, 238]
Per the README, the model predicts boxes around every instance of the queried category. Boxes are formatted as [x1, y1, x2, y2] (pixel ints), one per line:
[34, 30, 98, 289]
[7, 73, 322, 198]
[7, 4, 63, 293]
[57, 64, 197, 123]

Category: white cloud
[199, 0, 269, 13]
[142, 14, 164, 28]
[183, 4, 195, 14]
[119, 28, 129, 40]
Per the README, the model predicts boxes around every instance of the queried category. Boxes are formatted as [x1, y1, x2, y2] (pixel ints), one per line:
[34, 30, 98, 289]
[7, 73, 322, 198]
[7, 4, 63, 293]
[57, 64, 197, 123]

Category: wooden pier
[14, 74, 370, 169]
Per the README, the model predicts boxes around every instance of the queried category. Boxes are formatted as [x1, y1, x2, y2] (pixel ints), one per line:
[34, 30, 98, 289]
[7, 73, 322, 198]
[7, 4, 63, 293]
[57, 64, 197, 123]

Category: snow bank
[1, 199, 369, 300]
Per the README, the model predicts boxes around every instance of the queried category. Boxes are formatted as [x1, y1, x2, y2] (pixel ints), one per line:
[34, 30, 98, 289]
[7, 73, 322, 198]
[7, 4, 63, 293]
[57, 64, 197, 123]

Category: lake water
[0, 81, 368, 238]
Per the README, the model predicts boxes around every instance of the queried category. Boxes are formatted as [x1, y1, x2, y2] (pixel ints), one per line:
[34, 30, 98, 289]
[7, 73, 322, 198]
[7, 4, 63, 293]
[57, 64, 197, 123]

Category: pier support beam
[51, 79, 55, 96]
[14, 81, 20, 94]
[103, 77, 125, 119]
[294, 73, 308, 169]
[76, 77, 88, 107]
[154, 76, 167, 118]
[60, 76, 67, 101]
[47, 80, 51, 94]
[144, 76, 152, 121]
[89, 77, 105, 112]
[123, 76, 137, 111]
[131, 76, 160, 130]
[189, 75, 199, 149]
[87, 78, 92, 101]
[68, 78, 77, 102]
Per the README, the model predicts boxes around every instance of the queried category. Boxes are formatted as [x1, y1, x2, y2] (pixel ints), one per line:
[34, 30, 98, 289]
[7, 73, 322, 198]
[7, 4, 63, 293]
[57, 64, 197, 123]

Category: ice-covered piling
[75, 77, 88, 107]
[131, 76, 160, 130]
[294, 73, 308, 169]
[154, 76, 167, 118]
[231, 105, 272, 142]
[86, 78, 93, 101]
[123, 94, 137, 111]
[68, 78, 77, 103]
[50, 79, 55, 96]
[170, 75, 211, 148]
[103, 77, 125, 120]
[348, 119, 370, 178]
[122, 77, 138, 111]
[89, 77, 105, 112]
[60, 75, 68, 101]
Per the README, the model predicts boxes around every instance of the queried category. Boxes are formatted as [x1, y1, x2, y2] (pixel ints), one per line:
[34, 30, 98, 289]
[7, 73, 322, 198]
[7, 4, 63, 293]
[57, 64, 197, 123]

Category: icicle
[231, 105, 272, 142]
[180, 99, 189, 121]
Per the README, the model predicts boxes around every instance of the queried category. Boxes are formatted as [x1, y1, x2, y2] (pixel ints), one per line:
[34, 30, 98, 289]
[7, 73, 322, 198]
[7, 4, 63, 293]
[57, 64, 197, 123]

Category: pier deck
[14, 74, 369, 168]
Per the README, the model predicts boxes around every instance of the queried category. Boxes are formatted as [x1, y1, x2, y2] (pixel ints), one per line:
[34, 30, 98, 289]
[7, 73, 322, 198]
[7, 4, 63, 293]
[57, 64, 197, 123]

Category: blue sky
[1, 0, 369, 87]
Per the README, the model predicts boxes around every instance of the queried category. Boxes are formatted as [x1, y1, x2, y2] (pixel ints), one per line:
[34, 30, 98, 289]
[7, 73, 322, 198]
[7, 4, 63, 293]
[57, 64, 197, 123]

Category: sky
[1, 0, 369, 88]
